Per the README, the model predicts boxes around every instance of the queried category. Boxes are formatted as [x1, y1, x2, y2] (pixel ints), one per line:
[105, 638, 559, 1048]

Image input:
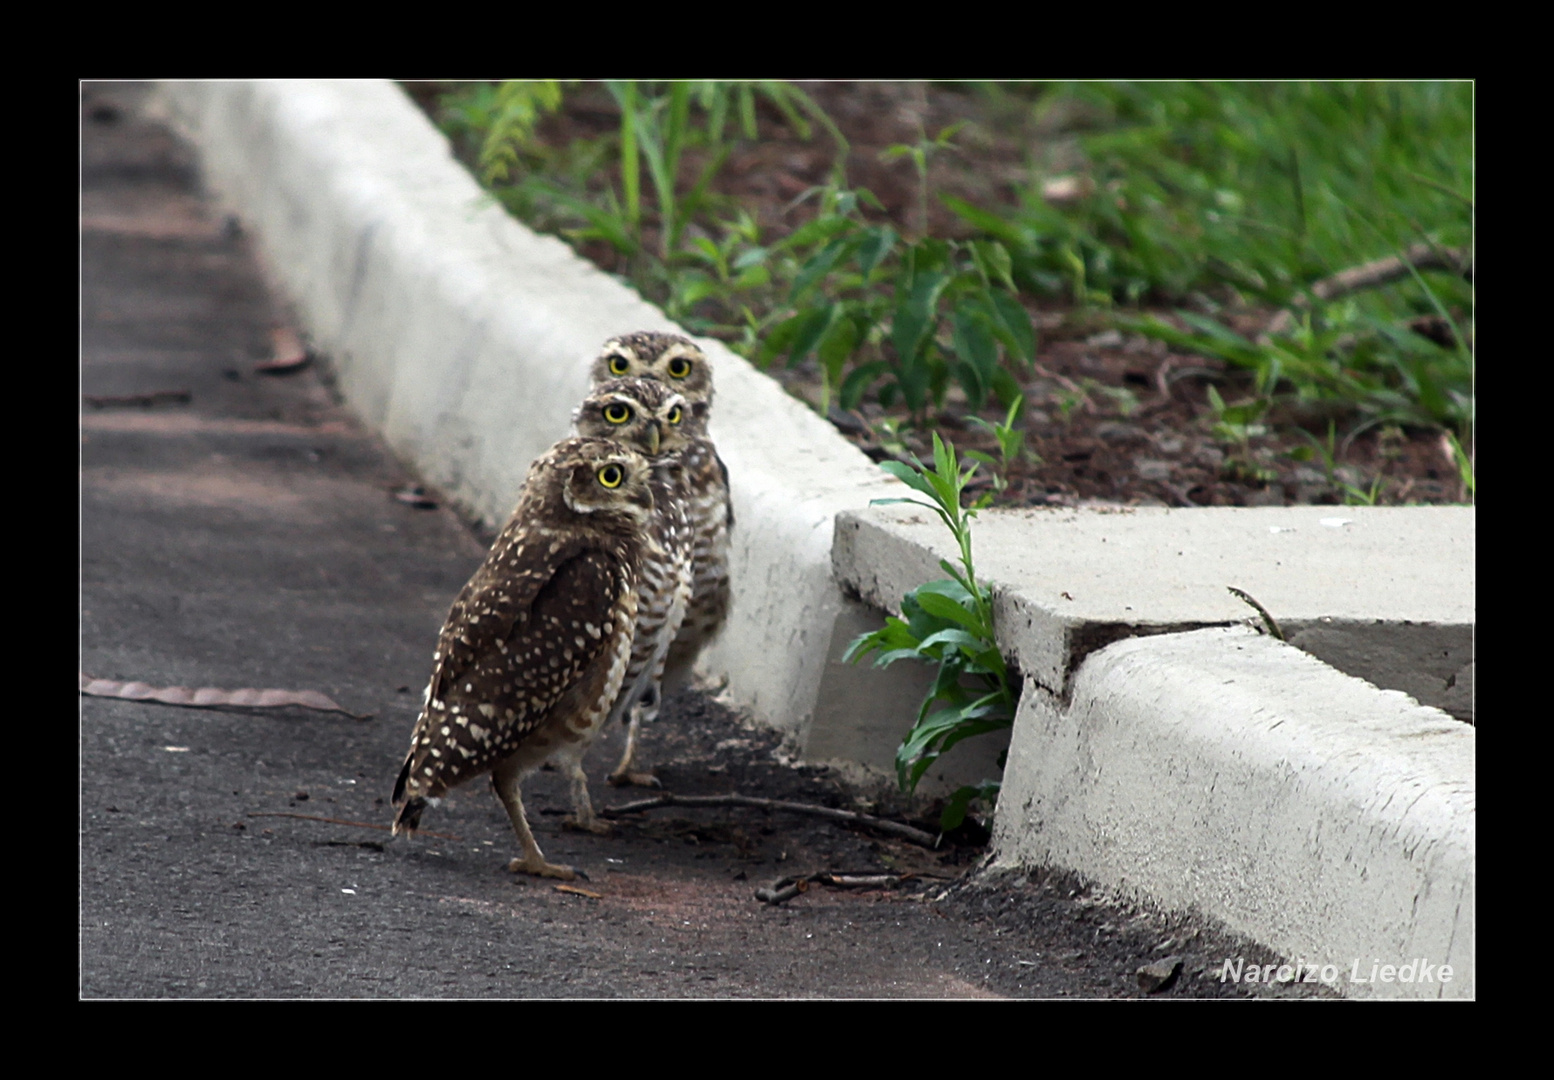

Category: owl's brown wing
[395, 539, 630, 805]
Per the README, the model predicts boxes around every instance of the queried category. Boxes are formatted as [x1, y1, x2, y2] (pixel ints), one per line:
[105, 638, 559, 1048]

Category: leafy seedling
[845, 433, 1017, 833]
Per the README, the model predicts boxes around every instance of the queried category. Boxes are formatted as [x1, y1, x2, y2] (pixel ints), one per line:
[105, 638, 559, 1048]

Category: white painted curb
[995, 628, 1473, 1000]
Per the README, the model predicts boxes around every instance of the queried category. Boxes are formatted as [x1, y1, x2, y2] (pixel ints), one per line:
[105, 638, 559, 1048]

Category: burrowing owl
[573, 377, 696, 787]
[391, 437, 655, 880]
[591, 332, 732, 701]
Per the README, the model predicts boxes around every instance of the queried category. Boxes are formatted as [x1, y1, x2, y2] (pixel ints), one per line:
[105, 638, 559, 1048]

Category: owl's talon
[507, 856, 579, 881]
[562, 815, 614, 836]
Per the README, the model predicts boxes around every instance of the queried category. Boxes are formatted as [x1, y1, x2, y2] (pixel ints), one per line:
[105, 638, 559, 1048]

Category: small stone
[1085, 329, 1124, 349]
[1193, 446, 1225, 468]
[1134, 458, 1174, 482]
[1137, 956, 1184, 994]
[1095, 422, 1148, 446]
[827, 406, 868, 435]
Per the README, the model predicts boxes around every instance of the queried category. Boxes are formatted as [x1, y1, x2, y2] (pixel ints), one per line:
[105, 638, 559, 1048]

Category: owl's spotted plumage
[573, 377, 696, 787]
[590, 333, 733, 708]
[391, 437, 655, 880]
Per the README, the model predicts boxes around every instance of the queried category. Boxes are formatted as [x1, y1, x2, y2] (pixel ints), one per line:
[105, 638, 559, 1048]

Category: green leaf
[785, 303, 839, 368]
[941, 194, 1030, 250]
[987, 289, 1036, 365]
[892, 269, 951, 365]
[778, 214, 855, 253]
[951, 300, 999, 408]
[732, 264, 771, 289]
[839, 360, 889, 410]
[733, 245, 770, 271]
[877, 461, 937, 496]
[856, 225, 898, 279]
[757, 311, 806, 368]
[817, 313, 861, 386]
[974, 239, 1016, 292]
[790, 235, 856, 304]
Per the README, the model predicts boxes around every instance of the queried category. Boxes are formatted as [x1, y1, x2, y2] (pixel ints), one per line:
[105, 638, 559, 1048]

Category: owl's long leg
[553, 740, 613, 835]
[609, 569, 690, 788]
[491, 756, 579, 880]
[562, 764, 614, 836]
[608, 688, 662, 788]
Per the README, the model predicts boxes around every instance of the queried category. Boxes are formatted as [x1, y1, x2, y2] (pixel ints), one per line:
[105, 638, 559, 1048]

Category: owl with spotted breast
[391, 437, 655, 880]
[590, 332, 732, 719]
[573, 376, 696, 788]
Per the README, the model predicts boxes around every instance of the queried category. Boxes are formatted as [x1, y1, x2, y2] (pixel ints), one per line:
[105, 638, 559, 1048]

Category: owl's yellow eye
[666, 356, 692, 379]
[607, 355, 631, 376]
[666, 405, 683, 425]
[603, 402, 632, 424]
[597, 464, 624, 488]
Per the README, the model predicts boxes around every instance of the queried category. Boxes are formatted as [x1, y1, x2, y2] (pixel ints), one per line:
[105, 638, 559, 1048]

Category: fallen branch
[245, 811, 461, 842]
[1030, 362, 1097, 414]
[80, 673, 372, 720]
[602, 791, 939, 848]
[754, 871, 913, 905]
[1262, 242, 1471, 339]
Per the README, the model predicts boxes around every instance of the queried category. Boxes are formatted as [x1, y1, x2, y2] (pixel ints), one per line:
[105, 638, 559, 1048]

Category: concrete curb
[155, 80, 1474, 995]
[996, 628, 1473, 1000]
[835, 502, 1475, 998]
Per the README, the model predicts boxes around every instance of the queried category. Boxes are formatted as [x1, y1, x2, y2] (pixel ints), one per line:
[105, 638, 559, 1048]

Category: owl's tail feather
[391, 753, 422, 836]
[392, 754, 413, 805]
[393, 796, 427, 837]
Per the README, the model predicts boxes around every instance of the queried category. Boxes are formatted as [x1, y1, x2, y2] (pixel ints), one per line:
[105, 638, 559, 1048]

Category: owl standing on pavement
[391, 437, 656, 881]
[573, 377, 696, 788]
[590, 333, 733, 717]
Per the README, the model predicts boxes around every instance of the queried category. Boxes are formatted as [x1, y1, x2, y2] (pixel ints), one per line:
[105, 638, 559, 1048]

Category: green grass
[953, 81, 1474, 434]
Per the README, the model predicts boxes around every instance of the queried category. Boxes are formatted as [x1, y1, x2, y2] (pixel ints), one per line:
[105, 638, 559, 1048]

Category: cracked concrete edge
[989, 627, 1474, 998]
[833, 507, 1229, 694]
[153, 78, 901, 745]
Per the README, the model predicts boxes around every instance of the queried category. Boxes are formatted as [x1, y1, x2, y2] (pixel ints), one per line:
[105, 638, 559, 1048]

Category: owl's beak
[647, 423, 661, 455]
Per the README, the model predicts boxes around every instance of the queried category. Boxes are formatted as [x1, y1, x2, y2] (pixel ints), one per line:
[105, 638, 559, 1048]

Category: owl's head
[590, 331, 713, 409]
[532, 437, 655, 525]
[573, 377, 700, 456]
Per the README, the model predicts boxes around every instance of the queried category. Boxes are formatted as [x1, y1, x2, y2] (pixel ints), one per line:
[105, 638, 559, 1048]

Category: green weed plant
[844, 433, 1016, 833]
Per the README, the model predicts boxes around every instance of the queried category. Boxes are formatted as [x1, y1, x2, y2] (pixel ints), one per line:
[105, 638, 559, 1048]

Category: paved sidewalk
[80, 82, 1322, 998]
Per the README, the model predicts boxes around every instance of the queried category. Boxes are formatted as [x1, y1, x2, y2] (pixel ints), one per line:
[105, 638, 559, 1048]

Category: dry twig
[1262, 243, 1471, 340]
[602, 791, 939, 847]
[754, 872, 911, 904]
